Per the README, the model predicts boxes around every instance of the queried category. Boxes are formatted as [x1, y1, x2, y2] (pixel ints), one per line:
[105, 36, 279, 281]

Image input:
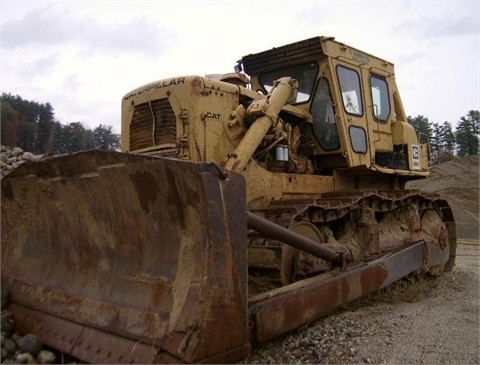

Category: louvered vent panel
[129, 98, 177, 151]
[150, 148, 179, 158]
[151, 98, 176, 145]
[129, 102, 153, 150]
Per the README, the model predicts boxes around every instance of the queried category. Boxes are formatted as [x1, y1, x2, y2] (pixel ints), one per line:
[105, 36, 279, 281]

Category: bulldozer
[1, 36, 456, 363]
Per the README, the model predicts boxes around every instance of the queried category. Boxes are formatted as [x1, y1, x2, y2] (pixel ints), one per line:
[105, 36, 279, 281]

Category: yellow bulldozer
[1, 36, 456, 363]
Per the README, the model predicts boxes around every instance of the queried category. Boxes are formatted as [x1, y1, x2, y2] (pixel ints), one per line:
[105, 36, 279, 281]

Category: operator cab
[236, 36, 428, 175]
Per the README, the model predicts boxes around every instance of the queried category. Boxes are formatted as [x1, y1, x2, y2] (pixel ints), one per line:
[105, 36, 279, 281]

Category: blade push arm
[223, 77, 298, 172]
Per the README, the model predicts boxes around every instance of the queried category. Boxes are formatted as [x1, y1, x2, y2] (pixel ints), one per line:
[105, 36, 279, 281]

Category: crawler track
[248, 189, 456, 293]
[246, 190, 455, 344]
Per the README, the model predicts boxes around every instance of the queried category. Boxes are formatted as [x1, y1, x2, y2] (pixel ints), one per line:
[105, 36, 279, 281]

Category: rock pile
[1, 290, 56, 364]
[0, 146, 44, 178]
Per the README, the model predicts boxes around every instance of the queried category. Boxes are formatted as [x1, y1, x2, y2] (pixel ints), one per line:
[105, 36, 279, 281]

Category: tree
[1, 93, 56, 153]
[92, 125, 120, 151]
[16, 120, 38, 152]
[455, 110, 479, 157]
[36, 102, 56, 153]
[437, 121, 455, 163]
[51, 121, 65, 154]
[1, 93, 119, 155]
[430, 121, 455, 164]
[55, 122, 92, 153]
[408, 115, 432, 144]
[430, 122, 442, 164]
[1, 100, 20, 147]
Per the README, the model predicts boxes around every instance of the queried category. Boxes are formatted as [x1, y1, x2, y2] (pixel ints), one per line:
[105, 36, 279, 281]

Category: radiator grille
[152, 99, 176, 145]
[129, 98, 176, 151]
[147, 148, 179, 158]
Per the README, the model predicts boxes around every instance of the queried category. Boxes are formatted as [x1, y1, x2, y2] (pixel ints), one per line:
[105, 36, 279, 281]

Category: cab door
[361, 68, 395, 158]
[331, 60, 372, 168]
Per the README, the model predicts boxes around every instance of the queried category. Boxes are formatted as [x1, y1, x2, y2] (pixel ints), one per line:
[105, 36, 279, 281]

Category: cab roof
[240, 36, 394, 76]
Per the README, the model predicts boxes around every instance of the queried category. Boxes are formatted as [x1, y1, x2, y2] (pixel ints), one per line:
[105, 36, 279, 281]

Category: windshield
[258, 62, 319, 103]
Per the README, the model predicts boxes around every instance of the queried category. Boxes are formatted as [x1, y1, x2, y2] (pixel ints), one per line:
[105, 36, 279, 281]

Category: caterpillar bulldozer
[1, 36, 456, 364]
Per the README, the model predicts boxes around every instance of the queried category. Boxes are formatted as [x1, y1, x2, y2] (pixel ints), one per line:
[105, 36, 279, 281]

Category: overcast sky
[1, 0, 479, 132]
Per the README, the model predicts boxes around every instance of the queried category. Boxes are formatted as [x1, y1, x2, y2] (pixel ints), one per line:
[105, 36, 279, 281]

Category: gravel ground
[243, 240, 479, 364]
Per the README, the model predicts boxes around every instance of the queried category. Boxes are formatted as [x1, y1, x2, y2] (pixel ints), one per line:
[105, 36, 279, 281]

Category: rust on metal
[248, 260, 388, 343]
[1, 150, 250, 364]
[9, 304, 161, 364]
[248, 238, 449, 343]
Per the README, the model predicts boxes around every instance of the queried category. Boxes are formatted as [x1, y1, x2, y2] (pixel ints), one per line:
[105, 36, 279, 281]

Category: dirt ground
[359, 157, 480, 364]
[246, 156, 479, 364]
[246, 242, 479, 365]
[347, 239, 479, 364]
[363, 156, 480, 364]
[407, 155, 479, 240]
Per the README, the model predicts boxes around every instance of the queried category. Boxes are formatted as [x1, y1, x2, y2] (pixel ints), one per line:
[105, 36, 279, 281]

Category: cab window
[311, 78, 340, 150]
[259, 62, 319, 103]
[337, 66, 363, 116]
[349, 126, 367, 153]
[370, 75, 390, 121]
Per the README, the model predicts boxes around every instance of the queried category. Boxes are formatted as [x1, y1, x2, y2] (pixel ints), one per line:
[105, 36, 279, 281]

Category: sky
[1, 0, 479, 133]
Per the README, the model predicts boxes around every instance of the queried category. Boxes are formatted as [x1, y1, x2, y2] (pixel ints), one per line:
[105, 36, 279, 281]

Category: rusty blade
[248, 240, 450, 343]
[9, 303, 162, 364]
[1, 150, 249, 364]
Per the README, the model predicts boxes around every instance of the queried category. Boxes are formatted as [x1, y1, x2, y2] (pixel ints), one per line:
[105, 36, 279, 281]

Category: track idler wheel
[281, 222, 337, 285]
[421, 209, 450, 275]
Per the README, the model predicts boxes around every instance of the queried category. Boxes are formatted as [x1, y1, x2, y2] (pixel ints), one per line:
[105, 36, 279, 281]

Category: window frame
[336, 65, 364, 117]
[348, 125, 368, 154]
[370, 74, 391, 122]
[310, 77, 341, 151]
[258, 62, 319, 104]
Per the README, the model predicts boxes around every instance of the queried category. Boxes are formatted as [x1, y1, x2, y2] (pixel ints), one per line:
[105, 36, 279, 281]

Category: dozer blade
[1, 150, 249, 364]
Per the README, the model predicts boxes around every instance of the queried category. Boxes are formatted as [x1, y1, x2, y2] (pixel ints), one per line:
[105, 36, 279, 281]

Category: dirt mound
[407, 155, 479, 240]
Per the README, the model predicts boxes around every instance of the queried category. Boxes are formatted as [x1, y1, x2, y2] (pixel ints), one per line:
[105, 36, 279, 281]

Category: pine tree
[37, 102, 56, 153]
[1, 93, 120, 154]
[455, 111, 479, 156]
[430, 122, 442, 164]
[408, 115, 432, 144]
[438, 121, 455, 162]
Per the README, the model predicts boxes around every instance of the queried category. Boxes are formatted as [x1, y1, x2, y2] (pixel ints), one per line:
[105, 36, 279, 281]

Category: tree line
[408, 110, 479, 164]
[1, 93, 478, 164]
[1, 93, 120, 154]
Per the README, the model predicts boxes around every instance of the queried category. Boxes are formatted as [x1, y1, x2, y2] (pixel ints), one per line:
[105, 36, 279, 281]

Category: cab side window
[311, 78, 340, 150]
[349, 126, 367, 153]
[337, 66, 363, 116]
[370, 75, 391, 121]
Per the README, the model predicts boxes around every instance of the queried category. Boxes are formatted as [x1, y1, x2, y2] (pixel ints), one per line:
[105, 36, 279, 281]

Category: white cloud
[1, 3, 174, 53]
